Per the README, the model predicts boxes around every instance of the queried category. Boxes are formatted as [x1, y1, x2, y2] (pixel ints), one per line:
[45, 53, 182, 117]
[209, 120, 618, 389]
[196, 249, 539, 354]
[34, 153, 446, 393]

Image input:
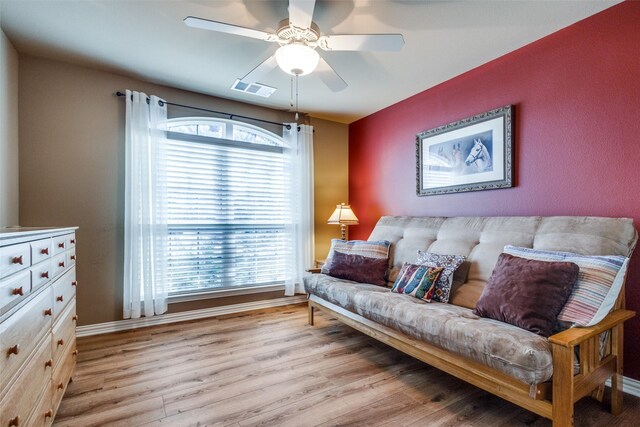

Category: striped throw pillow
[503, 245, 629, 327]
[321, 239, 391, 276]
[391, 263, 444, 302]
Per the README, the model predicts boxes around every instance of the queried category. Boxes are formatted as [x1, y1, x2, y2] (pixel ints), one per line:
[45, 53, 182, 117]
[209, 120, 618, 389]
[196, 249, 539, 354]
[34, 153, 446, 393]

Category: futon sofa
[304, 216, 637, 427]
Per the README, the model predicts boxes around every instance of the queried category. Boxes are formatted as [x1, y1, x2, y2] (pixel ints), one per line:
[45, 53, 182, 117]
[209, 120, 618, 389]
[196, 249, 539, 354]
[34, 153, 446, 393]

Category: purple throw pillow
[473, 253, 579, 337]
[327, 250, 389, 287]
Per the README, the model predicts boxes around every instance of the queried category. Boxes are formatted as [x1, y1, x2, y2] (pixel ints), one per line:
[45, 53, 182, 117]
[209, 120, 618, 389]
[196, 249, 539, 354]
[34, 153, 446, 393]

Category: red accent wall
[349, 2, 640, 379]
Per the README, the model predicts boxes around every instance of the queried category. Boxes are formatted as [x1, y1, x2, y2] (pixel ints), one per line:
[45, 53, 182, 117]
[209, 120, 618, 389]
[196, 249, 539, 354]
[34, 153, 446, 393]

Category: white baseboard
[75, 297, 640, 399]
[76, 295, 307, 337]
[606, 376, 640, 398]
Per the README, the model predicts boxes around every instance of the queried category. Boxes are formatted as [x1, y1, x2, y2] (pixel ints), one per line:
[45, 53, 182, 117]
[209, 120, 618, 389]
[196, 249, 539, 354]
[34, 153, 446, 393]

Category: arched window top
[165, 117, 284, 148]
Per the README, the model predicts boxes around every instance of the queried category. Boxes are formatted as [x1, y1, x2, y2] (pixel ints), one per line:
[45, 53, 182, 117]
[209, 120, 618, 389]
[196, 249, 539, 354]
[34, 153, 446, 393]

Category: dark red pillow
[327, 250, 389, 287]
[473, 253, 579, 337]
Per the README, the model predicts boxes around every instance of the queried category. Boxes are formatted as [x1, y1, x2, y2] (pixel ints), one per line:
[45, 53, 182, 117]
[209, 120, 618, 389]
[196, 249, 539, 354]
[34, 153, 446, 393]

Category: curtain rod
[115, 91, 292, 130]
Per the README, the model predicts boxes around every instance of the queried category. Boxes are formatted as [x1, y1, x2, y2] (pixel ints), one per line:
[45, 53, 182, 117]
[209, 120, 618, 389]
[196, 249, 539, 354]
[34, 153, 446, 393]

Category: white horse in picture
[465, 138, 492, 172]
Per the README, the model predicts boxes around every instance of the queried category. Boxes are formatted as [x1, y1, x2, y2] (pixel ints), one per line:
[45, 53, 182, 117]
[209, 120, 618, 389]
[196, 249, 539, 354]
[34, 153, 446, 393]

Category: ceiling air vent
[231, 80, 276, 98]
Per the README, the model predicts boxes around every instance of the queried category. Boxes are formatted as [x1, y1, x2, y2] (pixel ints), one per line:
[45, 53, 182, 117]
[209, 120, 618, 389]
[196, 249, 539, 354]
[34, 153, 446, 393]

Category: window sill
[168, 284, 285, 304]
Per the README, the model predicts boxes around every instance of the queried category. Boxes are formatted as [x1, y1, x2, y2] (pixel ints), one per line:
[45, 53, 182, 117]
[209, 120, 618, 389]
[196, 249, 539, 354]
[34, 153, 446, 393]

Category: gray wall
[18, 55, 348, 326]
[0, 20, 19, 226]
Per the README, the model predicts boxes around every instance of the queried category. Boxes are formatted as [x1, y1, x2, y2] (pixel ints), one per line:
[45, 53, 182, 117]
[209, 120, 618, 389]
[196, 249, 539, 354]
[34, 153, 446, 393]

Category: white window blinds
[164, 120, 290, 295]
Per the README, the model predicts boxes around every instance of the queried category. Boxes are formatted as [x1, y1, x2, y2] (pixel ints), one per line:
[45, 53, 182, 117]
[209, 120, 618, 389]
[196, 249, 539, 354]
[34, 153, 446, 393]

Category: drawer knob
[57, 382, 64, 390]
[73, 349, 78, 356]
[59, 261, 65, 267]
[72, 314, 79, 321]
[7, 344, 19, 356]
[41, 248, 49, 255]
[56, 295, 64, 302]
[45, 359, 53, 368]
[8, 416, 19, 426]
[57, 339, 64, 347]
[58, 242, 65, 249]
[71, 239, 76, 244]
[11, 287, 24, 296]
[72, 281, 78, 287]
[44, 308, 52, 316]
[71, 255, 76, 260]
[11, 255, 23, 265]
[44, 410, 53, 419]
[41, 271, 49, 279]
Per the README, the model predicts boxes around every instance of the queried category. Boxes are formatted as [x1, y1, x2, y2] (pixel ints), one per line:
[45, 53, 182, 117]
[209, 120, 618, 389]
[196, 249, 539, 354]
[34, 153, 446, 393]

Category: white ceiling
[0, 0, 621, 123]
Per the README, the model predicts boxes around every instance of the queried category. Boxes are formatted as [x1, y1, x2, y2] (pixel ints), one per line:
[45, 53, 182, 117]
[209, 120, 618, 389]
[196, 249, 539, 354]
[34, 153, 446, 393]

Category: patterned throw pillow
[391, 263, 444, 302]
[321, 239, 391, 276]
[503, 245, 629, 327]
[416, 251, 466, 303]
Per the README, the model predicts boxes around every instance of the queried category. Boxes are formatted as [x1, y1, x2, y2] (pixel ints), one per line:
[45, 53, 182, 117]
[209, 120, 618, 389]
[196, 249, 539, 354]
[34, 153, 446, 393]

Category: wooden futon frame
[308, 292, 634, 427]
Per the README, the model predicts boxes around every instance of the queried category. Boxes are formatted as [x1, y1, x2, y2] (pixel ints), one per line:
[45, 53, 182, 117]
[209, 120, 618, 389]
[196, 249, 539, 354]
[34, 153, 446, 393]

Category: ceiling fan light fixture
[275, 43, 320, 76]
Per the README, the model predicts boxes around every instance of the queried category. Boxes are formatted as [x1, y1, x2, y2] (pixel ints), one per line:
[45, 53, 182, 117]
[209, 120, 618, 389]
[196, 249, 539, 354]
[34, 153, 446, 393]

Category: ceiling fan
[184, 0, 404, 92]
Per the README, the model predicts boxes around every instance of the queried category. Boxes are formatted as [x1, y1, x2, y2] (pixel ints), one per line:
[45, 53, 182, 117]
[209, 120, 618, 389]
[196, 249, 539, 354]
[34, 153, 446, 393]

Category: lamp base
[341, 224, 347, 240]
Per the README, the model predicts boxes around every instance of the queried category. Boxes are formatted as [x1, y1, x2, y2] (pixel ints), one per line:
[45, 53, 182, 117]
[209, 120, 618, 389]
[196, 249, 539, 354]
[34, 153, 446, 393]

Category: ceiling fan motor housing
[276, 18, 320, 44]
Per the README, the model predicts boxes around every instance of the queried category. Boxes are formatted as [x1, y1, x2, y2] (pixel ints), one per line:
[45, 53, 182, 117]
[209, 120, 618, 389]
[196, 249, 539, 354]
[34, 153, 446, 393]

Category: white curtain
[283, 124, 315, 296]
[123, 90, 169, 319]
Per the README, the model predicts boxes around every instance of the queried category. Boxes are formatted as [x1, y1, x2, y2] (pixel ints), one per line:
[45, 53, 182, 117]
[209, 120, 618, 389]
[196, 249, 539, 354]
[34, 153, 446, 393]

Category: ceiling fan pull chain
[290, 75, 294, 109]
[295, 73, 299, 121]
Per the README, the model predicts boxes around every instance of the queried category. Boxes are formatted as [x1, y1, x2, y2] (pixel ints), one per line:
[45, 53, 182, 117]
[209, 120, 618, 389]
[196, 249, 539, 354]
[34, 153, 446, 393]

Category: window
[164, 118, 290, 296]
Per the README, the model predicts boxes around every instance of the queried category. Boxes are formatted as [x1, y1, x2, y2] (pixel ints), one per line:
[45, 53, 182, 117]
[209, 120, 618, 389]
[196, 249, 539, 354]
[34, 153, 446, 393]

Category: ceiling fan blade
[241, 55, 279, 83]
[184, 16, 272, 41]
[288, 0, 316, 29]
[315, 57, 347, 92]
[319, 34, 405, 51]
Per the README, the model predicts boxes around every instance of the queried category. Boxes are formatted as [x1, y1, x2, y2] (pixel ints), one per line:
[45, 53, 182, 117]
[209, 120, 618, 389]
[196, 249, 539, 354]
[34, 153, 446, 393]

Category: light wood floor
[54, 304, 640, 427]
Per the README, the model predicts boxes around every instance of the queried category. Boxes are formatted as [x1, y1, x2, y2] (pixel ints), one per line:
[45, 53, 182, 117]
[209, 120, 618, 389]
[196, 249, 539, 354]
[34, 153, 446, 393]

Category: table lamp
[327, 203, 359, 240]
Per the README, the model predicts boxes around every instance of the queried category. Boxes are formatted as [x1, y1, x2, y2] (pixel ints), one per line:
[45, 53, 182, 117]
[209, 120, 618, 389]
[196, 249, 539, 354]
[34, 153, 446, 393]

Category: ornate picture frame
[416, 105, 514, 196]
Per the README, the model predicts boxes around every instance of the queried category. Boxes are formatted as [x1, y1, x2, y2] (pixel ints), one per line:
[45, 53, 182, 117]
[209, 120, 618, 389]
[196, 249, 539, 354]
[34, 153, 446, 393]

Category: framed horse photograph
[416, 105, 514, 196]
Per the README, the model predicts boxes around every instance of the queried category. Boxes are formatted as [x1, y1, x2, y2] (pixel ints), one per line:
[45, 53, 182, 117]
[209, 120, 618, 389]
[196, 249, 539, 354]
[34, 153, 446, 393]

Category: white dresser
[0, 227, 78, 427]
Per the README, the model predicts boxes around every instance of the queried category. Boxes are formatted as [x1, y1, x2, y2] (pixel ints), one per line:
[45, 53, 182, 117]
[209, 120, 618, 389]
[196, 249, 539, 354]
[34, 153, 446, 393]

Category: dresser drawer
[52, 267, 76, 320]
[52, 253, 68, 278]
[0, 270, 30, 314]
[31, 259, 53, 292]
[31, 238, 52, 265]
[52, 235, 68, 255]
[67, 234, 76, 249]
[52, 300, 76, 369]
[26, 384, 54, 427]
[52, 341, 76, 414]
[0, 287, 53, 388]
[0, 242, 31, 280]
[0, 335, 53, 427]
[67, 247, 77, 267]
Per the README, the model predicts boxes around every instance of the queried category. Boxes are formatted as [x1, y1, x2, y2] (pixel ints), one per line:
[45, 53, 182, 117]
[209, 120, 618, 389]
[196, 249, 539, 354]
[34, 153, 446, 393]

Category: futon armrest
[306, 268, 322, 274]
[548, 309, 635, 348]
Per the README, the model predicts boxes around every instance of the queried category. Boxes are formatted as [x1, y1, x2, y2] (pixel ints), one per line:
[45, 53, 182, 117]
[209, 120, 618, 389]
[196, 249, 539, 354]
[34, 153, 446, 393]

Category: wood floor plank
[239, 358, 459, 427]
[147, 373, 334, 426]
[160, 344, 385, 417]
[57, 327, 371, 419]
[77, 310, 306, 364]
[74, 325, 317, 379]
[316, 391, 423, 427]
[63, 374, 105, 398]
[53, 396, 165, 427]
[55, 305, 640, 427]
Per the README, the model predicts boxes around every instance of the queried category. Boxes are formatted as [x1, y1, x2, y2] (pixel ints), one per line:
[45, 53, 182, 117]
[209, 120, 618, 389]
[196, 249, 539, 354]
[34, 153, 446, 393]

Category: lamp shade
[327, 204, 359, 225]
[275, 43, 320, 76]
